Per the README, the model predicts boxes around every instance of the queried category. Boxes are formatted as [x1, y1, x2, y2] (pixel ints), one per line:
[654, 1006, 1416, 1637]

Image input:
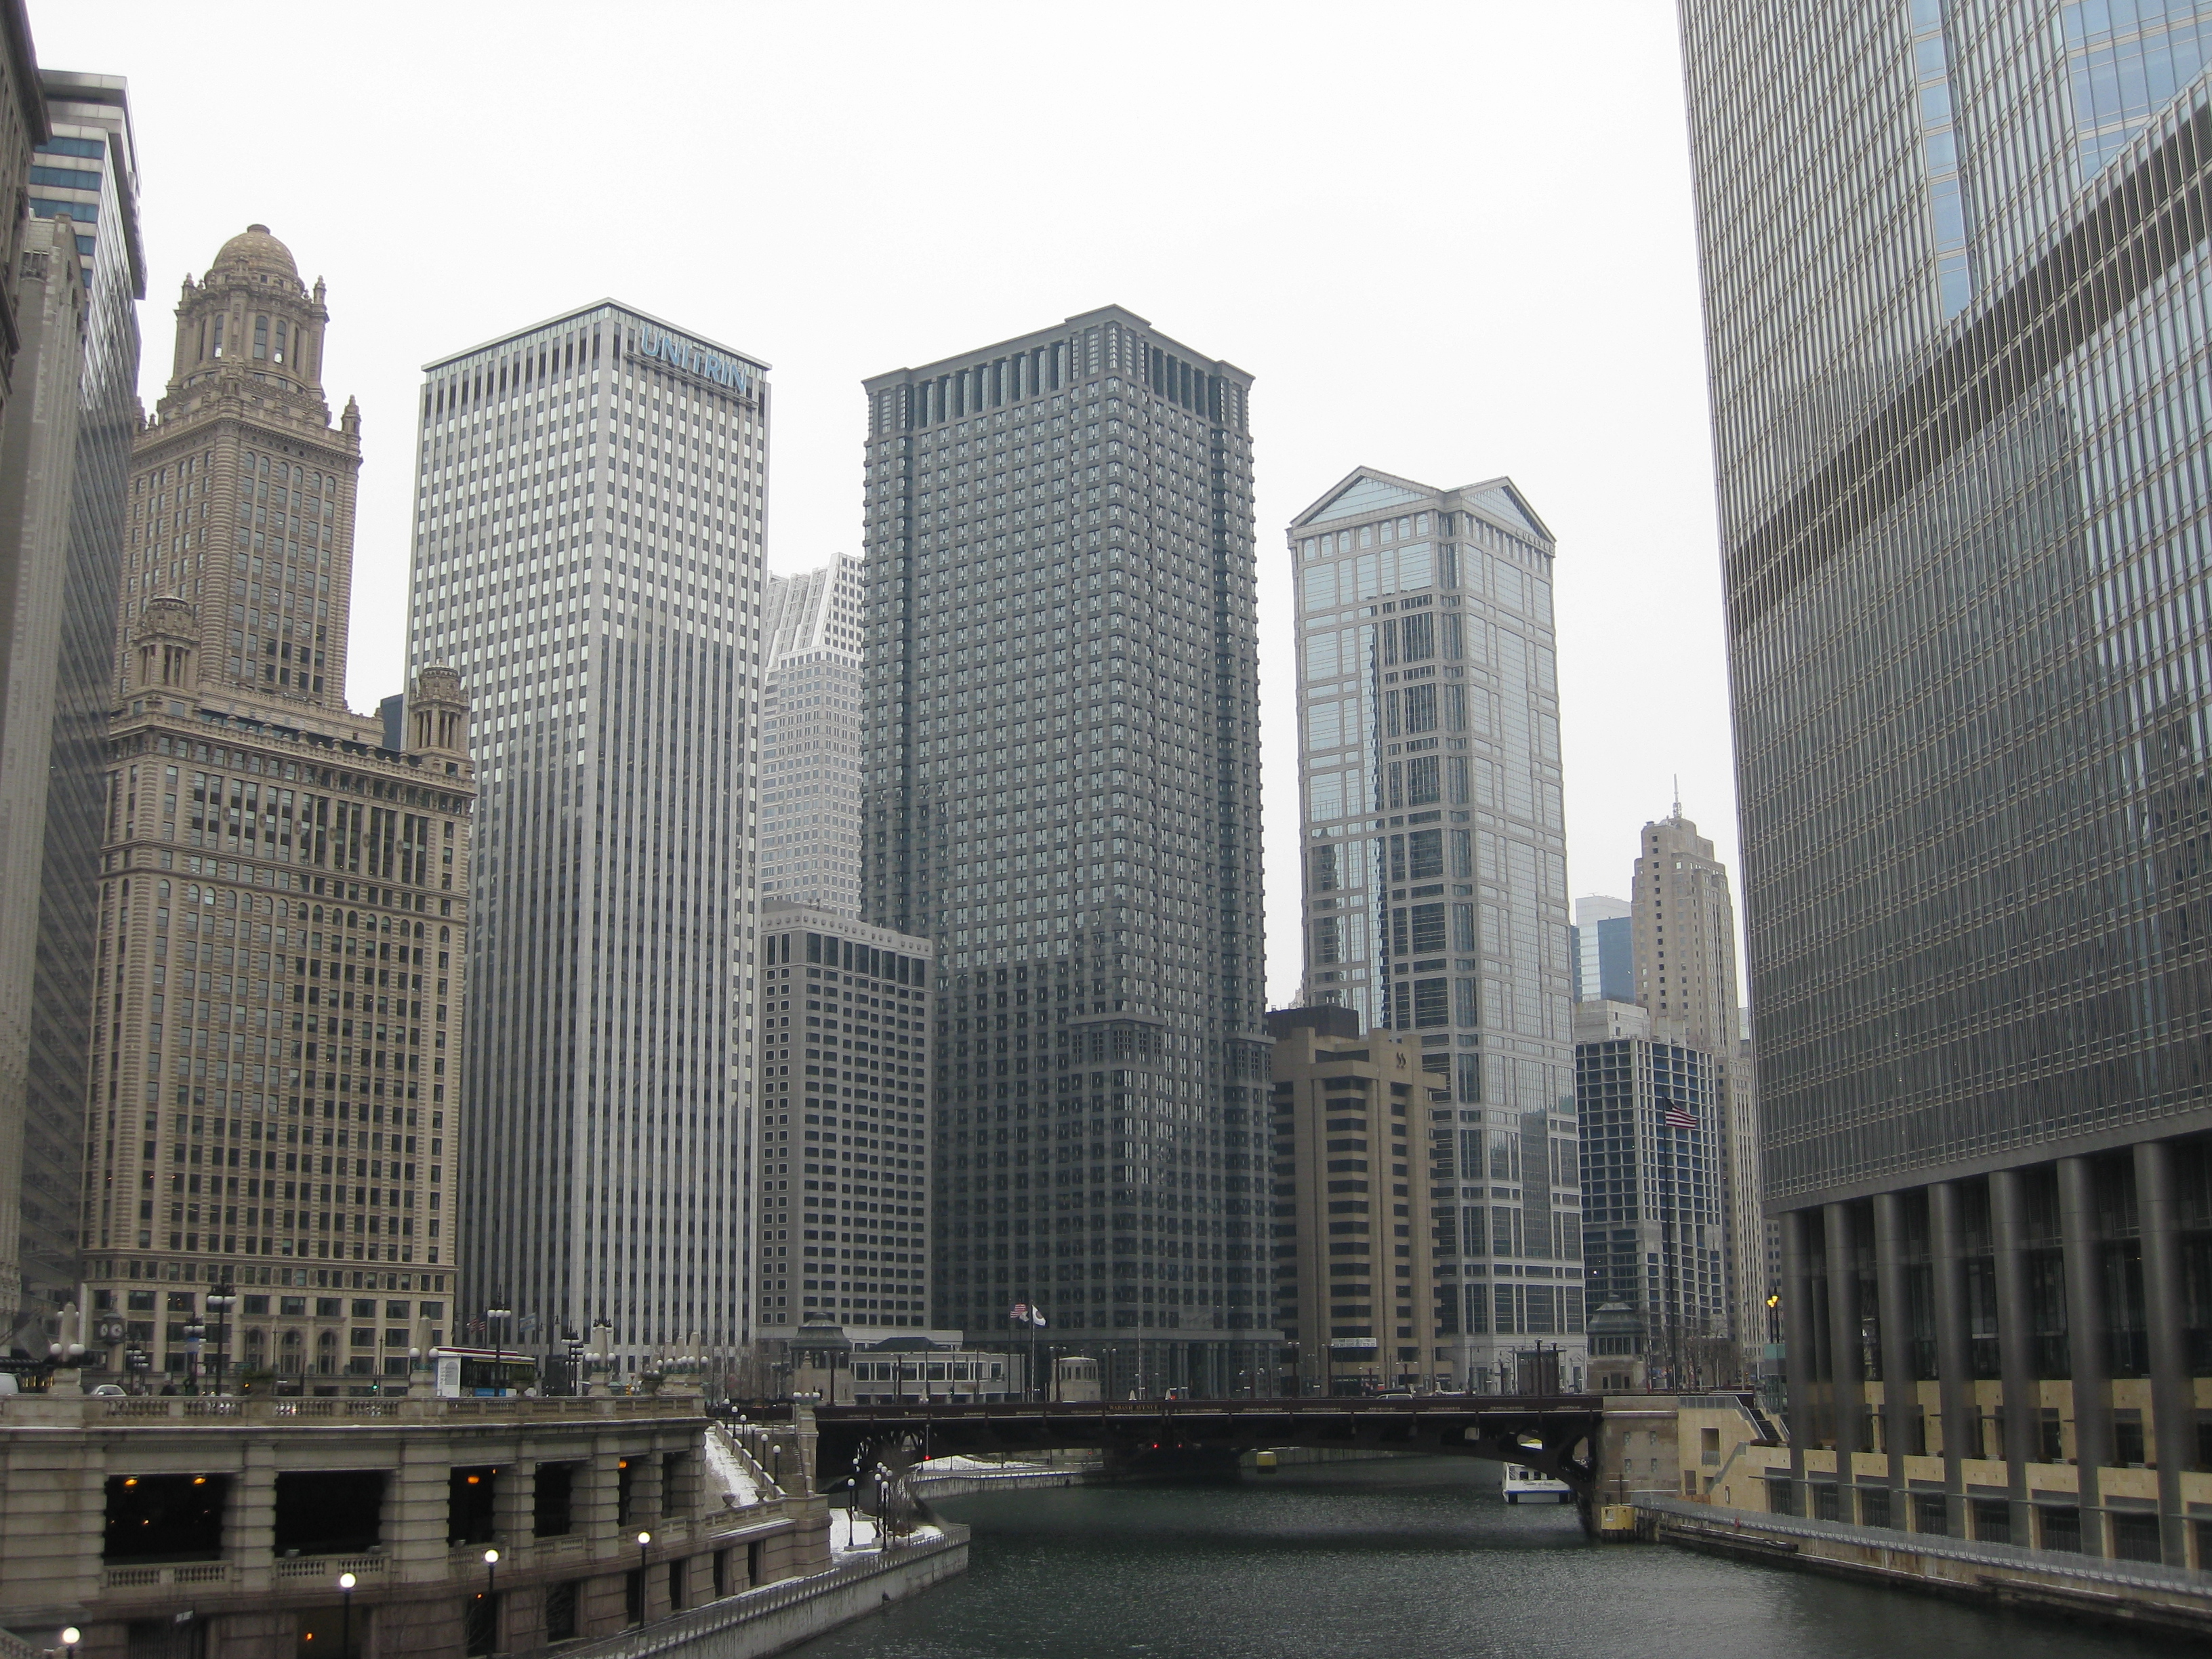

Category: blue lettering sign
[631, 325, 753, 394]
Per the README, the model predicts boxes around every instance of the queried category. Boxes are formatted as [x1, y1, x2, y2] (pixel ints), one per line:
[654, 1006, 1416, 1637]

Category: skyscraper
[76, 226, 475, 1382]
[16, 70, 142, 1322]
[754, 902, 933, 1341]
[1574, 999, 1726, 1386]
[0, 204, 85, 1332]
[760, 557, 863, 912]
[407, 303, 768, 1374]
[1570, 895, 1630, 1005]
[859, 307, 1273, 1393]
[1683, 1, 2212, 1558]
[1628, 808, 1762, 1357]
[1291, 468, 1583, 1386]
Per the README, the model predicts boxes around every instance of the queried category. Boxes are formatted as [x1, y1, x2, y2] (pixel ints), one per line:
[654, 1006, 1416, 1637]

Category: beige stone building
[75, 226, 475, 1382]
[1266, 1007, 1455, 1393]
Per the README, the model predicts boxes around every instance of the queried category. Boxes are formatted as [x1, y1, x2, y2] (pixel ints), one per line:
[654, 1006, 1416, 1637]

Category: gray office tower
[1683, 2, 2212, 1561]
[407, 304, 769, 1372]
[18, 72, 140, 1321]
[859, 307, 1274, 1394]
[1570, 895, 1631, 1005]
[1290, 469, 1583, 1385]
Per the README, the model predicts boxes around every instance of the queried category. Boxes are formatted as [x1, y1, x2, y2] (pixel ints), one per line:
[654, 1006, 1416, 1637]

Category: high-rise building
[754, 902, 933, 1341]
[1290, 468, 1582, 1387]
[407, 302, 769, 1374]
[76, 226, 476, 1382]
[1570, 895, 1630, 1004]
[0, 208, 85, 1331]
[1266, 1007, 1482, 1394]
[1683, 1, 2212, 1559]
[16, 70, 142, 1324]
[859, 306, 1273, 1393]
[1574, 1000, 1727, 1388]
[1628, 808, 1763, 1361]
[760, 558, 863, 912]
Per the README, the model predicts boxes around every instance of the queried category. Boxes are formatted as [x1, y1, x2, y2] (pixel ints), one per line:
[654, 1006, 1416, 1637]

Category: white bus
[1502, 1465, 1574, 1504]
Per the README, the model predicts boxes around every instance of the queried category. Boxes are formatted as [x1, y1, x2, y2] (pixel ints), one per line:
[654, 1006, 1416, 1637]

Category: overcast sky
[40, 1, 1738, 1008]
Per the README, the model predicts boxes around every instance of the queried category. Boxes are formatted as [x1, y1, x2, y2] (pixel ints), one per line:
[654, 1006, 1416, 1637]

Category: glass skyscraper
[859, 306, 1273, 1393]
[1570, 896, 1631, 1005]
[18, 71, 140, 1317]
[407, 303, 768, 1373]
[1290, 468, 1583, 1387]
[1683, 0, 2212, 1561]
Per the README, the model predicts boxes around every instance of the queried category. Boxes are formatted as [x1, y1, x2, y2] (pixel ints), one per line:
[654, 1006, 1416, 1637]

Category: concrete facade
[0, 1394, 827, 1658]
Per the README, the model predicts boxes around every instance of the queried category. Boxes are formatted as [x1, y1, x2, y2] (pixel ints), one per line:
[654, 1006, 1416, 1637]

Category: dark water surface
[786, 1457, 2182, 1659]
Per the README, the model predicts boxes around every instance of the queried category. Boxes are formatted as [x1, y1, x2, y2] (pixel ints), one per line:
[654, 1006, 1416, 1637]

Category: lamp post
[482, 1548, 499, 1654]
[59, 1628, 80, 1659]
[486, 1303, 512, 1393]
[337, 1571, 356, 1659]
[635, 1530, 651, 1620]
[205, 1288, 237, 1394]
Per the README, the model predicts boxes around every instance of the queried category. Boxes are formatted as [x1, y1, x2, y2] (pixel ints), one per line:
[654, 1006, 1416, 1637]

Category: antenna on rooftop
[1672, 774, 1681, 819]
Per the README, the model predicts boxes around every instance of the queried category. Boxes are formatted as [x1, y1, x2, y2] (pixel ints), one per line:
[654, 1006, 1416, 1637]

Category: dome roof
[211, 223, 298, 279]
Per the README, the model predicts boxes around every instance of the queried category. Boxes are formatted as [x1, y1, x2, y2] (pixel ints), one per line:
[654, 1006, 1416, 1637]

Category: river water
[786, 1457, 2181, 1659]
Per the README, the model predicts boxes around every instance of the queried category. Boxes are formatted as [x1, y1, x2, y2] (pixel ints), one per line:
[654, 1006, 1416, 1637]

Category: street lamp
[482, 1548, 499, 1652]
[635, 1530, 651, 1617]
[205, 1288, 237, 1394]
[337, 1571, 357, 1659]
[59, 1628, 80, 1659]
[486, 1304, 513, 1393]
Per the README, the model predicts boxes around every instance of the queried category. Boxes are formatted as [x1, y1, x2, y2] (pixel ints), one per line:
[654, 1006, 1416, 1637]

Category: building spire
[1673, 774, 1681, 819]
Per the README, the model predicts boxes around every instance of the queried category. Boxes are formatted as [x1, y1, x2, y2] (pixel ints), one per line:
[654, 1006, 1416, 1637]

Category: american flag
[1662, 1102, 1698, 1130]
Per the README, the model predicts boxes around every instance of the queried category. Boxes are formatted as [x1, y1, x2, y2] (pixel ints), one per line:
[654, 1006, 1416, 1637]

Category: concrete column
[632, 1450, 664, 1525]
[491, 1459, 534, 1549]
[2133, 1139, 2192, 1568]
[793, 1400, 819, 1496]
[2057, 1155, 2109, 1551]
[1822, 1202, 1863, 1454]
[229, 1435, 279, 1594]
[1989, 1167, 2039, 1545]
[390, 1435, 453, 1584]
[581, 1442, 621, 1547]
[1780, 1208, 1818, 1496]
[1871, 1191, 1912, 1515]
[1929, 1181, 1973, 1535]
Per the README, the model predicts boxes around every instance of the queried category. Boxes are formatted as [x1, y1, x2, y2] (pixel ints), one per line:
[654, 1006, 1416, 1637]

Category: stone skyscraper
[14, 71, 142, 1322]
[760, 557, 863, 913]
[859, 307, 1273, 1393]
[407, 303, 768, 1374]
[77, 226, 474, 1382]
[1684, 1, 2212, 1559]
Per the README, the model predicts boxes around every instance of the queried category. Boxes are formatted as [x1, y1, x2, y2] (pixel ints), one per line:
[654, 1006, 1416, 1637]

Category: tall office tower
[16, 71, 142, 1324]
[408, 304, 769, 1374]
[1570, 895, 1630, 1004]
[1627, 808, 1761, 1360]
[760, 558, 863, 912]
[762, 554, 864, 657]
[1290, 469, 1582, 1387]
[76, 226, 476, 1382]
[1574, 1000, 1727, 1389]
[1629, 810, 1737, 1051]
[754, 903, 933, 1341]
[0, 212, 85, 1330]
[860, 307, 1272, 1395]
[1684, 2, 2212, 1559]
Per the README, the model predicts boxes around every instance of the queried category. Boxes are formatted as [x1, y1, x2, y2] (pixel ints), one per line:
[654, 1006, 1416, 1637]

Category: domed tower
[120, 224, 362, 710]
[128, 594, 200, 696]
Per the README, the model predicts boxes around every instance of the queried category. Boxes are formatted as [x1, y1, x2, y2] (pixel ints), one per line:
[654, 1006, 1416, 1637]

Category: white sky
[39, 1, 1740, 1010]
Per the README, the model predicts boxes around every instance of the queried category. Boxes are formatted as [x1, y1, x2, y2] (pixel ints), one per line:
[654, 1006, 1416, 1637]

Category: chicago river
[790, 1458, 2180, 1659]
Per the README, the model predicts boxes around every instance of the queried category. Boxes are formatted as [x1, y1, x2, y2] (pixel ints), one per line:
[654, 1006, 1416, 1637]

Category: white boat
[1502, 1465, 1574, 1504]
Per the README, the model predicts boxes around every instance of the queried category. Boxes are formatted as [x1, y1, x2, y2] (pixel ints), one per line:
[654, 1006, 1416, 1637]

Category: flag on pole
[1662, 1105, 1698, 1130]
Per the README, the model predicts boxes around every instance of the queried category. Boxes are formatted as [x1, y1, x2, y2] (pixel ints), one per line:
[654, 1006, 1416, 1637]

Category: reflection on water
[787, 1458, 2181, 1659]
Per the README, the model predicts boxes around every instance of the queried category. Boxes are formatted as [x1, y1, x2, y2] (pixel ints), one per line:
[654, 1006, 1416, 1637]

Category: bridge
[804, 1394, 1613, 1527]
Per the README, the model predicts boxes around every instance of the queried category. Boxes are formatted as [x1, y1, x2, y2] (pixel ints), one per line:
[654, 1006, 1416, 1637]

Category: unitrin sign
[630, 324, 754, 393]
